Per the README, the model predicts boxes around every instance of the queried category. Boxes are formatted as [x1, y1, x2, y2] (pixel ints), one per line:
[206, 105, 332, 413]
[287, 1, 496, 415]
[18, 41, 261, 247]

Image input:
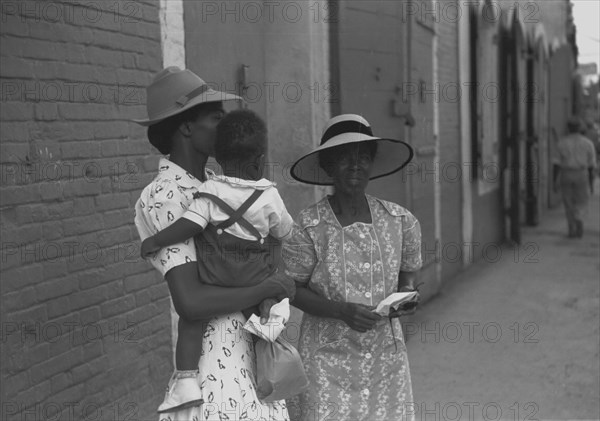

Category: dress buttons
[365, 352, 372, 359]
[365, 292, 372, 298]
[216, 229, 223, 235]
[363, 262, 371, 269]
[312, 219, 319, 225]
[259, 238, 265, 244]
[362, 388, 370, 396]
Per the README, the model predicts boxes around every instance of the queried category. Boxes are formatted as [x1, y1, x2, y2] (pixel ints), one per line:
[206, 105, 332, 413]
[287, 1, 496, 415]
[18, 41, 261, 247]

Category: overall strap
[193, 190, 264, 241]
[217, 189, 264, 230]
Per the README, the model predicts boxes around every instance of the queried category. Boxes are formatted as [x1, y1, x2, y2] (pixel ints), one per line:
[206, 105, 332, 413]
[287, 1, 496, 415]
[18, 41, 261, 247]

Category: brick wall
[0, 1, 171, 419]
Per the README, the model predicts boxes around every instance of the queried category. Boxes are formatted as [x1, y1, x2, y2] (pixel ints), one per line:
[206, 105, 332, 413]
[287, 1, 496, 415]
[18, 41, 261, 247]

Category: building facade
[0, 0, 579, 418]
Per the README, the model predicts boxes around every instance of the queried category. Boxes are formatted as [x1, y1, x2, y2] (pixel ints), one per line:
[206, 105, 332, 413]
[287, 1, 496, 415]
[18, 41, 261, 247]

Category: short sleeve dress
[134, 158, 290, 421]
[283, 195, 422, 421]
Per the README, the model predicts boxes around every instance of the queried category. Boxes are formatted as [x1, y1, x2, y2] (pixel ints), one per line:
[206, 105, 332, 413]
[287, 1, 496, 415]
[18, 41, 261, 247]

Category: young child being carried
[141, 109, 294, 412]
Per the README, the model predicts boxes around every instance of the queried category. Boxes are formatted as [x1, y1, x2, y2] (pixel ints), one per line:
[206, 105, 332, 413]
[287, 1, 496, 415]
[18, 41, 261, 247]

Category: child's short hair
[215, 109, 267, 165]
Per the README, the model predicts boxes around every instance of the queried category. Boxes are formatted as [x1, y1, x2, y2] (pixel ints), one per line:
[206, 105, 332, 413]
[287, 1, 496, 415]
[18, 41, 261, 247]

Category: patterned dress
[134, 158, 289, 421]
[159, 313, 290, 421]
[283, 195, 422, 421]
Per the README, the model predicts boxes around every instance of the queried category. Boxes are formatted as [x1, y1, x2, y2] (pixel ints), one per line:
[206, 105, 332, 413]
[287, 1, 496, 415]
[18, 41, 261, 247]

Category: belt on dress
[389, 318, 399, 354]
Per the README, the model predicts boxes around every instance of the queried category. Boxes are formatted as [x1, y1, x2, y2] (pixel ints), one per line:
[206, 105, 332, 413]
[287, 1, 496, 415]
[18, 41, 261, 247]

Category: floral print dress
[283, 195, 422, 421]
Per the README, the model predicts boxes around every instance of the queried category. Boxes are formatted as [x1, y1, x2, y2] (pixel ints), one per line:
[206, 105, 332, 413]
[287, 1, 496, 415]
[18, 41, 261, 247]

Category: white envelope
[243, 298, 290, 342]
[373, 292, 419, 316]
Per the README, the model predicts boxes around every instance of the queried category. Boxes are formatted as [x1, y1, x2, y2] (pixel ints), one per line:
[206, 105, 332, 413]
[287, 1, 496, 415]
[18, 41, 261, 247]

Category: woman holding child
[133, 67, 293, 420]
[284, 114, 422, 421]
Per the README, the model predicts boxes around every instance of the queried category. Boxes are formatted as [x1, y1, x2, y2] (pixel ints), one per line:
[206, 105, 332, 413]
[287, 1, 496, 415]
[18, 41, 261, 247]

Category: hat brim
[132, 89, 243, 126]
[290, 134, 414, 185]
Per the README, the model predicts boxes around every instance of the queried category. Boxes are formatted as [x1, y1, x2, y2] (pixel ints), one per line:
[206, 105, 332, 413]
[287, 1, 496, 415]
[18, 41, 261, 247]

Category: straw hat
[290, 114, 414, 185]
[133, 67, 242, 126]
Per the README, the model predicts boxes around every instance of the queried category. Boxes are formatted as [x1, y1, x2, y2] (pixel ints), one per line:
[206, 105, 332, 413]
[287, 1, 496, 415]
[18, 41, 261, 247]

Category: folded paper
[243, 298, 290, 342]
[373, 291, 419, 316]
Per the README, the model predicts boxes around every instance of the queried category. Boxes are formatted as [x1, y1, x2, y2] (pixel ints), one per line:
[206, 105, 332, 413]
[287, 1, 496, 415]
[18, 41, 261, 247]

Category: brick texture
[0, 1, 169, 419]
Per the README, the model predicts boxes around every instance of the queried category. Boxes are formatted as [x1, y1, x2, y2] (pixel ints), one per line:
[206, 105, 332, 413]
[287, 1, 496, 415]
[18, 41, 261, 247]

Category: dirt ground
[406, 182, 600, 420]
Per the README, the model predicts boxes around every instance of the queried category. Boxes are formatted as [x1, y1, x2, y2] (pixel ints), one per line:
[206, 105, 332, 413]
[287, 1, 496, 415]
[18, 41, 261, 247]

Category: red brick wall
[0, 1, 170, 419]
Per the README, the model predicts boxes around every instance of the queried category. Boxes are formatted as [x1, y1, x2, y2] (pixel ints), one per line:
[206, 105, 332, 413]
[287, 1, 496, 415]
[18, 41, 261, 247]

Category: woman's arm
[293, 284, 381, 333]
[166, 263, 295, 321]
[141, 218, 203, 258]
[138, 180, 295, 320]
[391, 211, 424, 316]
[292, 284, 343, 319]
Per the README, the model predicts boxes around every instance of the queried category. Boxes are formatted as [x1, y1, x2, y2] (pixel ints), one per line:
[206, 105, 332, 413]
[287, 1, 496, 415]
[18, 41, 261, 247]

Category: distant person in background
[583, 119, 600, 176]
[553, 117, 598, 238]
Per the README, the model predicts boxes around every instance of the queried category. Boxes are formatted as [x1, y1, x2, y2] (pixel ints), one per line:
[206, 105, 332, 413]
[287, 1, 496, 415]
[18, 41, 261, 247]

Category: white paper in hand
[243, 298, 290, 342]
[373, 292, 419, 316]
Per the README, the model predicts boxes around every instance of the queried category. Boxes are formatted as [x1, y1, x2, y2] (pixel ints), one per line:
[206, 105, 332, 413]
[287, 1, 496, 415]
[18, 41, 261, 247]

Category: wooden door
[336, 1, 410, 207]
[535, 40, 550, 213]
[500, 21, 521, 244]
[514, 18, 528, 238]
[184, 1, 266, 115]
[336, 1, 436, 270]
[408, 3, 436, 270]
[525, 47, 539, 226]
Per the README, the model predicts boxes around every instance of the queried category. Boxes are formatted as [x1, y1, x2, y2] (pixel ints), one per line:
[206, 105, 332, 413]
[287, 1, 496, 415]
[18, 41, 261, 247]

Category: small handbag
[192, 189, 282, 287]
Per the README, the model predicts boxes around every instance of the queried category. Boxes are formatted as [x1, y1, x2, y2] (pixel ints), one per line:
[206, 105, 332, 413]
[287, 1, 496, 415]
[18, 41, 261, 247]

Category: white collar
[158, 157, 215, 189]
[212, 174, 275, 189]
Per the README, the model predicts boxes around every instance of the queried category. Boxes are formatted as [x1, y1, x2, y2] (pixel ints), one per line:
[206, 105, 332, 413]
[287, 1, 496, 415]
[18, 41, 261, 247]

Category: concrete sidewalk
[406, 183, 600, 421]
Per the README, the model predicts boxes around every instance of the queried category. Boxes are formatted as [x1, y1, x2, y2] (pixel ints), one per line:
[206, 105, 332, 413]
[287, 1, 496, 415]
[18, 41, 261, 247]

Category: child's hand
[140, 236, 160, 258]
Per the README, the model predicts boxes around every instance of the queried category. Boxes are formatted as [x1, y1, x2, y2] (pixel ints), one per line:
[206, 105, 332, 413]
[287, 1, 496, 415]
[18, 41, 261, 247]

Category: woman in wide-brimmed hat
[132, 67, 294, 419]
[284, 114, 422, 421]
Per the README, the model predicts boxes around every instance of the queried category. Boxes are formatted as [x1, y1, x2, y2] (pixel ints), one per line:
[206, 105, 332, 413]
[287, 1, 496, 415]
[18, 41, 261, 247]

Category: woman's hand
[339, 302, 382, 332]
[389, 290, 420, 318]
[260, 272, 296, 301]
[140, 236, 160, 258]
[258, 298, 279, 324]
[389, 302, 418, 318]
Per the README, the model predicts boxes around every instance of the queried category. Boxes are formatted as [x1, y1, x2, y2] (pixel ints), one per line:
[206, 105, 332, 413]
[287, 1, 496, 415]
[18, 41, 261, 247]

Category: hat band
[149, 84, 212, 121]
[321, 121, 373, 144]
[175, 84, 211, 107]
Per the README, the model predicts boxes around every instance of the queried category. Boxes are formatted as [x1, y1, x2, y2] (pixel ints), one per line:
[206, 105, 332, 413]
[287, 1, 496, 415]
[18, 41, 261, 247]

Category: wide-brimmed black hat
[290, 114, 414, 185]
